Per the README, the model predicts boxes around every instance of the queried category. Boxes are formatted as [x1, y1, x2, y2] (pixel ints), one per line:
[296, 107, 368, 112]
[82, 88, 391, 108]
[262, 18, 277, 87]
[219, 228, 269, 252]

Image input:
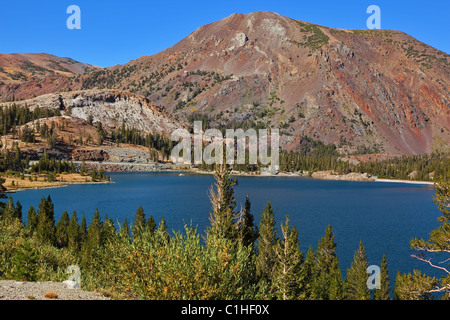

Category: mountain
[0, 53, 99, 99]
[1, 12, 449, 156]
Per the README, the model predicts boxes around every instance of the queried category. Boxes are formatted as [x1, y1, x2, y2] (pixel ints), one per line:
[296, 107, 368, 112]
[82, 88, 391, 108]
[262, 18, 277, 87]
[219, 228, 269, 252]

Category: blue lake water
[10, 172, 443, 281]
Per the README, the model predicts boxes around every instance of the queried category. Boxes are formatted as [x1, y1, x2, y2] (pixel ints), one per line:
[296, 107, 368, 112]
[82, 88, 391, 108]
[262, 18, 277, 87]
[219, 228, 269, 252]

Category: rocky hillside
[0, 53, 99, 100]
[1, 12, 449, 156]
[8, 89, 185, 135]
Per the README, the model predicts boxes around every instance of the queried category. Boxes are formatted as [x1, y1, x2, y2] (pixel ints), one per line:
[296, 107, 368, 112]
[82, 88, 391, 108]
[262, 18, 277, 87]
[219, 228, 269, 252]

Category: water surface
[11, 172, 442, 280]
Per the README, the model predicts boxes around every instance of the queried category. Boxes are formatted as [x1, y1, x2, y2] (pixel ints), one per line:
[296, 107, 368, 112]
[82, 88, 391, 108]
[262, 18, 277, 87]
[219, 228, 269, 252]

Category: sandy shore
[374, 178, 434, 185]
[2, 173, 111, 192]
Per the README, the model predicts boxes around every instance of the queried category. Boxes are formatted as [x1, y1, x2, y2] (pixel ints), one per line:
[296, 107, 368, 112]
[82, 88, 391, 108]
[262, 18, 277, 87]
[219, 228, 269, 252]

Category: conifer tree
[237, 195, 259, 248]
[273, 216, 304, 300]
[157, 217, 170, 244]
[374, 254, 390, 300]
[344, 240, 370, 300]
[0, 176, 7, 210]
[26, 206, 37, 235]
[10, 240, 38, 281]
[67, 211, 81, 252]
[55, 211, 70, 248]
[311, 225, 343, 300]
[119, 218, 130, 242]
[146, 214, 157, 234]
[256, 201, 278, 297]
[133, 206, 146, 239]
[398, 178, 450, 298]
[102, 214, 116, 244]
[206, 164, 239, 243]
[81, 209, 103, 269]
[299, 246, 315, 300]
[14, 201, 22, 222]
[35, 196, 56, 245]
[79, 214, 88, 245]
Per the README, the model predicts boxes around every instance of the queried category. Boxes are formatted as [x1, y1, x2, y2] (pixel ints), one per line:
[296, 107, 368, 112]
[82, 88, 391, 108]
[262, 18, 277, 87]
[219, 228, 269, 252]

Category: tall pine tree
[344, 240, 370, 300]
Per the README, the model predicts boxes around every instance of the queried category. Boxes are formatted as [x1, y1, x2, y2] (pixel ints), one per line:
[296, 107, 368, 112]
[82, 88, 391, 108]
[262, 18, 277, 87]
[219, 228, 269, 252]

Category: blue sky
[0, 0, 448, 67]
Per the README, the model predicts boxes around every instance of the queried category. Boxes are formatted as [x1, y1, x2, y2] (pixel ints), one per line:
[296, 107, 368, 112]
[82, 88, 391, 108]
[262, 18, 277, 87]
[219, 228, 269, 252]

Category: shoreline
[2, 166, 436, 192]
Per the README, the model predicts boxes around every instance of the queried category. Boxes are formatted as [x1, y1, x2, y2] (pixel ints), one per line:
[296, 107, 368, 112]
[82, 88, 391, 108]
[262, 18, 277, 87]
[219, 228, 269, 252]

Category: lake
[10, 172, 443, 281]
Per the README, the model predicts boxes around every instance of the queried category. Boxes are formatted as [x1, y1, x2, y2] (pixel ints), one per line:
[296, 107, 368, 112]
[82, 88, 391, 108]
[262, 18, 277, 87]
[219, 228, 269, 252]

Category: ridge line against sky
[0, 0, 448, 68]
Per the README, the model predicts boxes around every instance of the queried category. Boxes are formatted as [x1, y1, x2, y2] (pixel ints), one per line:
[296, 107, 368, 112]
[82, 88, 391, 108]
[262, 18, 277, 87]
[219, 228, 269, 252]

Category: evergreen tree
[55, 211, 70, 248]
[102, 214, 116, 244]
[26, 206, 37, 235]
[206, 164, 239, 243]
[133, 206, 146, 239]
[311, 225, 343, 300]
[14, 201, 22, 222]
[67, 211, 80, 252]
[272, 215, 304, 300]
[146, 214, 157, 234]
[79, 214, 88, 245]
[81, 209, 103, 269]
[157, 217, 170, 244]
[400, 178, 450, 299]
[119, 218, 130, 242]
[374, 254, 390, 300]
[299, 246, 315, 299]
[10, 240, 38, 281]
[344, 240, 370, 300]
[0, 177, 7, 210]
[237, 195, 259, 248]
[35, 196, 56, 245]
[256, 201, 278, 297]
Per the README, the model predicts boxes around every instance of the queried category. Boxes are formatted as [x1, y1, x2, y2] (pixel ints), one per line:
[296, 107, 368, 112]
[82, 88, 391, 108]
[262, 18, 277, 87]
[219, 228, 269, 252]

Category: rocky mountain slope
[0, 53, 99, 99]
[1, 12, 449, 156]
[9, 89, 184, 135]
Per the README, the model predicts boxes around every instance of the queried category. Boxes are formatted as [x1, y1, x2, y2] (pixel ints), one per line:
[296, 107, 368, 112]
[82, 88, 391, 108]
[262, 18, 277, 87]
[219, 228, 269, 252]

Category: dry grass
[3, 173, 93, 191]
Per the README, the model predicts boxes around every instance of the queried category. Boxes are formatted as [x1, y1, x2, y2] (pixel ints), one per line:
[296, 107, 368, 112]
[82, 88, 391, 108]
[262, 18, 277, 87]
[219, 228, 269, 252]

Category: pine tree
[311, 225, 343, 300]
[55, 211, 70, 248]
[133, 206, 146, 239]
[237, 195, 259, 248]
[10, 240, 38, 281]
[67, 211, 81, 252]
[14, 201, 22, 222]
[0, 176, 7, 210]
[102, 214, 116, 244]
[81, 209, 103, 269]
[79, 214, 88, 245]
[146, 214, 157, 234]
[26, 206, 37, 235]
[119, 218, 130, 242]
[400, 178, 450, 299]
[157, 217, 170, 244]
[256, 201, 278, 297]
[374, 254, 390, 300]
[344, 240, 370, 300]
[273, 215, 304, 300]
[206, 164, 239, 243]
[299, 246, 315, 299]
[35, 196, 56, 245]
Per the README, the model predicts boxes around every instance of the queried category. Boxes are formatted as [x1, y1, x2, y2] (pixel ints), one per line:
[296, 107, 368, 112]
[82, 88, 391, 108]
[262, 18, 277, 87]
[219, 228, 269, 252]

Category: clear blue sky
[1, 0, 448, 67]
